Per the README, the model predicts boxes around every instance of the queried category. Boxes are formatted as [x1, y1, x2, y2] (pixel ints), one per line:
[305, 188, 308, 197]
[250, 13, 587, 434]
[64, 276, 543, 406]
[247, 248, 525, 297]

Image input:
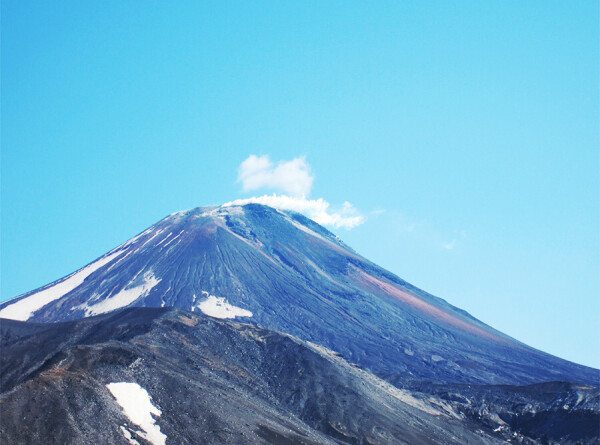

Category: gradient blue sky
[2, 1, 598, 367]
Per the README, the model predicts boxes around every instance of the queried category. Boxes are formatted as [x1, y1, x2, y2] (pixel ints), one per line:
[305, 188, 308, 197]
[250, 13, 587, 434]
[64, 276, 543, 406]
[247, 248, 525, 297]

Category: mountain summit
[1, 203, 596, 386]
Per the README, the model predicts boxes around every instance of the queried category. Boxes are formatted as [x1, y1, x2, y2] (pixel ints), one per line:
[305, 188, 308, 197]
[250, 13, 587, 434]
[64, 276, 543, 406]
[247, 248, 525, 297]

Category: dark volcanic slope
[1, 308, 509, 445]
[0, 204, 597, 386]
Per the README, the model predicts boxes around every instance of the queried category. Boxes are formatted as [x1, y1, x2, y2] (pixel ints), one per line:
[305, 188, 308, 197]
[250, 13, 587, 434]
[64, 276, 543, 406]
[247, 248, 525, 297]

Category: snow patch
[120, 426, 141, 445]
[222, 205, 245, 216]
[199, 208, 220, 217]
[0, 250, 125, 321]
[85, 272, 161, 316]
[195, 291, 252, 319]
[106, 382, 166, 445]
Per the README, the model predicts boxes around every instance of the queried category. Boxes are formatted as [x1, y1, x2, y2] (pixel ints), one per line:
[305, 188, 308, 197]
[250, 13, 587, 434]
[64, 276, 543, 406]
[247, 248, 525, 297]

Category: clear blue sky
[2, 1, 598, 368]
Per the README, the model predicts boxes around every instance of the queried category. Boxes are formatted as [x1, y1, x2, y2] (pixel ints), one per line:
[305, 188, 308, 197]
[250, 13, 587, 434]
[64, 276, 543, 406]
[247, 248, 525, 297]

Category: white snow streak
[195, 292, 252, 319]
[286, 216, 328, 242]
[105, 249, 134, 272]
[85, 272, 161, 316]
[156, 232, 173, 246]
[161, 230, 183, 248]
[139, 229, 166, 249]
[106, 382, 166, 445]
[160, 286, 171, 308]
[0, 250, 125, 321]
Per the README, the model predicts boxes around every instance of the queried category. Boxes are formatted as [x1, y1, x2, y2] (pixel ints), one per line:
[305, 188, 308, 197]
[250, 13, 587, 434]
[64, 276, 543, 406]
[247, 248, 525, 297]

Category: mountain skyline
[1, 203, 596, 388]
[2, 191, 598, 369]
[3, 1, 598, 371]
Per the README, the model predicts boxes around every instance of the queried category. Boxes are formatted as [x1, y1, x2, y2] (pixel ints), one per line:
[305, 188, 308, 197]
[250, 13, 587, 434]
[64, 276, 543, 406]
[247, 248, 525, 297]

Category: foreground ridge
[2, 307, 597, 444]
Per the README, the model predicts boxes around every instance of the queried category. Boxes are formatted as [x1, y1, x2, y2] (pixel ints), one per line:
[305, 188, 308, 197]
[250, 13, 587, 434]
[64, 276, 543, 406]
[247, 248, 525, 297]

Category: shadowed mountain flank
[0, 308, 511, 445]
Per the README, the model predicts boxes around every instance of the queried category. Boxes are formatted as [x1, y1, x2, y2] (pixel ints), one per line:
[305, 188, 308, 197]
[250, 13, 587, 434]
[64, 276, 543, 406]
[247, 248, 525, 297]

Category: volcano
[1, 203, 596, 388]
